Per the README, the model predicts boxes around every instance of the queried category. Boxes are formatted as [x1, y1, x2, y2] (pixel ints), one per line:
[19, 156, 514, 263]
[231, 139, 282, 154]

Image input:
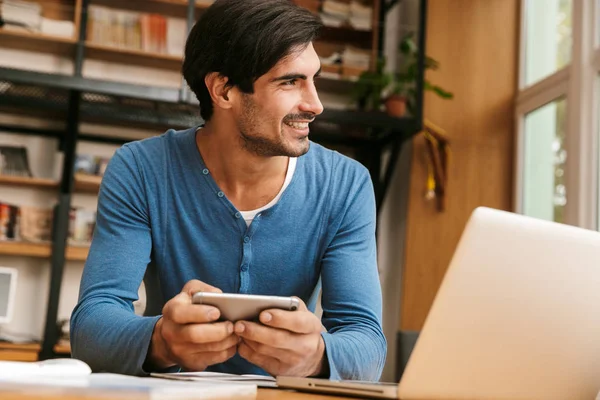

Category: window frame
[515, 0, 600, 229]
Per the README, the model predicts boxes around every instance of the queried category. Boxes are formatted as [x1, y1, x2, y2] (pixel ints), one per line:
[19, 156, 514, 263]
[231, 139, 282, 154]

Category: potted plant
[351, 57, 393, 112]
[386, 32, 454, 117]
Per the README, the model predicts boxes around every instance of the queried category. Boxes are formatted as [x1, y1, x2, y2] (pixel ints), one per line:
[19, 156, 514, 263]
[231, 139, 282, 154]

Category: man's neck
[196, 120, 289, 211]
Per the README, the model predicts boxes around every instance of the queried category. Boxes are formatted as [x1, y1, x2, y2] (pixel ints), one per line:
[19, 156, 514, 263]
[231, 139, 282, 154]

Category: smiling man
[70, 0, 386, 381]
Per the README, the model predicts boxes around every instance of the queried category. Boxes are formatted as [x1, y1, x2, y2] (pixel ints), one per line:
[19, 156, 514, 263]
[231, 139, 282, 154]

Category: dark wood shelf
[0, 175, 59, 190]
[319, 25, 373, 48]
[0, 29, 76, 57]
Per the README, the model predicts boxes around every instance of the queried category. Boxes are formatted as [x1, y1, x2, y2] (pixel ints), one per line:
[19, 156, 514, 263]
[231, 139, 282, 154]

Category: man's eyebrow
[270, 67, 322, 83]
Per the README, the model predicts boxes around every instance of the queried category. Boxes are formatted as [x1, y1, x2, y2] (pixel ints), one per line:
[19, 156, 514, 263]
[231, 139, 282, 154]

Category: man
[71, 0, 386, 381]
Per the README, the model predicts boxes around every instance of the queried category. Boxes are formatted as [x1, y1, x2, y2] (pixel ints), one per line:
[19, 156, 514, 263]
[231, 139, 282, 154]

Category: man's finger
[180, 321, 234, 344]
[183, 346, 237, 371]
[166, 301, 221, 324]
[259, 309, 320, 334]
[242, 338, 298, 362]
[181, 279, 223, 296]
[238, 341, 280, 375]
[191, 334, 239, 353]
[234, 321, 294, 349]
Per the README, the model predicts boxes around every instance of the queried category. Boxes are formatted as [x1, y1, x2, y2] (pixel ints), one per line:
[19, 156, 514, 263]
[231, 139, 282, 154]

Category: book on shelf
[17, 205, 53, 243]
[0, 203, 57, 243]
[320, 0, 373, 31]
[87, 5, 187, 57]
[0, 0, 75, 38]
[75, 153, 109, 177]
[0, 202, 20, 241]
[0, 145, 32, 178]
[68, 207, 96, 246]
[0, 202, 55, 243]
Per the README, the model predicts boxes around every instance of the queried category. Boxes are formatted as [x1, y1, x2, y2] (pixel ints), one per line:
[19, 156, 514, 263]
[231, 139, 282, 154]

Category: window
[517, 0, 600, 229]
[523, 99, 567, 222]
[524, 0, 572, 87]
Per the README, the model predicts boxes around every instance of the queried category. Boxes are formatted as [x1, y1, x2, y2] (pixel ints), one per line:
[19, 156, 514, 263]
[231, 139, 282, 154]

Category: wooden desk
[0, 387, 352, 400]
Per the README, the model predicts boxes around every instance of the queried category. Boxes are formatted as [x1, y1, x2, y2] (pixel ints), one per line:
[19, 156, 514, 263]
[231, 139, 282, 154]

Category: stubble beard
[238, 95, 310, 158]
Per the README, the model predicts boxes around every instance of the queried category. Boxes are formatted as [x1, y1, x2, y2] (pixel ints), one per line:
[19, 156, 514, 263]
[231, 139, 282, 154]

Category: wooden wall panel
[400, 0, 519, 331]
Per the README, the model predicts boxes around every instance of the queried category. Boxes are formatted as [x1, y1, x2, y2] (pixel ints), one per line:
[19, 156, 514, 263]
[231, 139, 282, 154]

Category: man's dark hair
[182, 0, 322, 121]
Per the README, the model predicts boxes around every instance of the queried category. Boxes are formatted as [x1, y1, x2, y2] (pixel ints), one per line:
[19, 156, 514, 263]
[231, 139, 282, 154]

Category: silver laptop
[277, 207, 600, 399]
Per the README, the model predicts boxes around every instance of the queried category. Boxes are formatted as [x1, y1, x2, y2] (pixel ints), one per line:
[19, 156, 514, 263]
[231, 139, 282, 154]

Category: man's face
[231, 42, 324, 157]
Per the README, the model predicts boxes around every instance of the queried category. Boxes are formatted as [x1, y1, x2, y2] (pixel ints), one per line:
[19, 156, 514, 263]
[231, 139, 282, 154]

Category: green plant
[391, 32, 453, 114]
[352, 57, 393, 112]
[351, 32, 453, 114]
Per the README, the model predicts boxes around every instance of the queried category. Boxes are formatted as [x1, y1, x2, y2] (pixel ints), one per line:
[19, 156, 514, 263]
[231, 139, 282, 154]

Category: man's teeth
[285, 121, 309, 129]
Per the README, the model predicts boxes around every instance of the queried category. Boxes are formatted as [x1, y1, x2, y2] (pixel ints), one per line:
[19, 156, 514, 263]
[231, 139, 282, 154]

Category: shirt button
[202, 168, 209, 175]
[241, 264, 249, 271]
[217, 191, 224, 198]
[243, 236, 250, 243]
[235, 212, 241, 219]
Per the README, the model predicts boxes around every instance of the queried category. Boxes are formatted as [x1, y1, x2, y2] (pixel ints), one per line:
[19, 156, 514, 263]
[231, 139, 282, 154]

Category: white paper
[152, 371, 277, 388]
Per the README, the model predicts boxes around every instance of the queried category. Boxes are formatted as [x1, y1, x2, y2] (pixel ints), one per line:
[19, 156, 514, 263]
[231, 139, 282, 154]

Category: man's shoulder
[118, 127, 195, 165]
[306, 141, 370, 183]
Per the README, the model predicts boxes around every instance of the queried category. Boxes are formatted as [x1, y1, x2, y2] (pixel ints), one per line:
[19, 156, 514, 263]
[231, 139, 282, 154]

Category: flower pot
[385, 95, 407, 117]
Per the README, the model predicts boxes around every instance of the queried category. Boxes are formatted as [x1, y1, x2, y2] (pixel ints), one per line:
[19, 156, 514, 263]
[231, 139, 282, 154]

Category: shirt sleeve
[319, 166, 387, 381]
[70, 145, 161, 375]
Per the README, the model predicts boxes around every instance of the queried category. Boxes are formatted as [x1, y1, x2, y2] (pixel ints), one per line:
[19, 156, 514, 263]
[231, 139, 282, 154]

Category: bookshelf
[65, 245, 90, 262]
[0, 241, 52, 258]
[0, 175, 59, 190]
[91, 0, 212, 18]
[0, 29, 76, 56]
[0, 342, 41, 362]
[0, 0, 427, 364]
[0, 241, 89, 261]
[53, 340, 71, 355]
[74, 174, 102, 194]
[85, 42, 182, 71]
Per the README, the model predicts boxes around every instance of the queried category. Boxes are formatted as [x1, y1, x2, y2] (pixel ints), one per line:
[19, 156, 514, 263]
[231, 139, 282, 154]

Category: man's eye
[282, 79, 297, 86]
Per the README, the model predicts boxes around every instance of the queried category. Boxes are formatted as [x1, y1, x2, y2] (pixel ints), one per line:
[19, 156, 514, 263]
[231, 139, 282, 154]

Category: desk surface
[0, 387, 352, 400]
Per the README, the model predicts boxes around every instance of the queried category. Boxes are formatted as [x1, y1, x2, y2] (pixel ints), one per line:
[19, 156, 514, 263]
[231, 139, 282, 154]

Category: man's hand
[146, 280, 238, 371]
[234, 298, 326, 377]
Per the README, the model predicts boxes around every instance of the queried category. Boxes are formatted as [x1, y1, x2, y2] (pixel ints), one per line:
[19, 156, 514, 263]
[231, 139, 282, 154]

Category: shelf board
[54, 340, 71, 355]
[0, 241, 52, 258]
[320, 25, 373, 48]
[66, 245, 89, 262]
[91, 0, 212, 18]
[0, 241, 90, 261]
[86, 42, 182, 70]
[74, 173, 102, 194]
[0, 175, 59, 190]
[0, 342, 40, 362]
[0, 28, 76, 57]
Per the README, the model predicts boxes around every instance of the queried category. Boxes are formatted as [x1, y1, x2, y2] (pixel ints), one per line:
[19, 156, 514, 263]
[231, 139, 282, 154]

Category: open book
[0, 359, 257, 399]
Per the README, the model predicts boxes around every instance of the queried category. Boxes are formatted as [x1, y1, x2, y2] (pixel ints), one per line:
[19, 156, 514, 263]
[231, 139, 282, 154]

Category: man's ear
[205, 72, 234, 110]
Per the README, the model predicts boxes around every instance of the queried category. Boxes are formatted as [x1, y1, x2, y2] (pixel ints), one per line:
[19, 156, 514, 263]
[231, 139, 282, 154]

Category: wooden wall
[400, 0, 520, 331]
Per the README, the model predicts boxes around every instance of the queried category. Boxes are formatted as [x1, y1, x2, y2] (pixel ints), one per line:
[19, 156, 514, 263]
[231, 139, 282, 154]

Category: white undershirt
[240, 157, 297, 227]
